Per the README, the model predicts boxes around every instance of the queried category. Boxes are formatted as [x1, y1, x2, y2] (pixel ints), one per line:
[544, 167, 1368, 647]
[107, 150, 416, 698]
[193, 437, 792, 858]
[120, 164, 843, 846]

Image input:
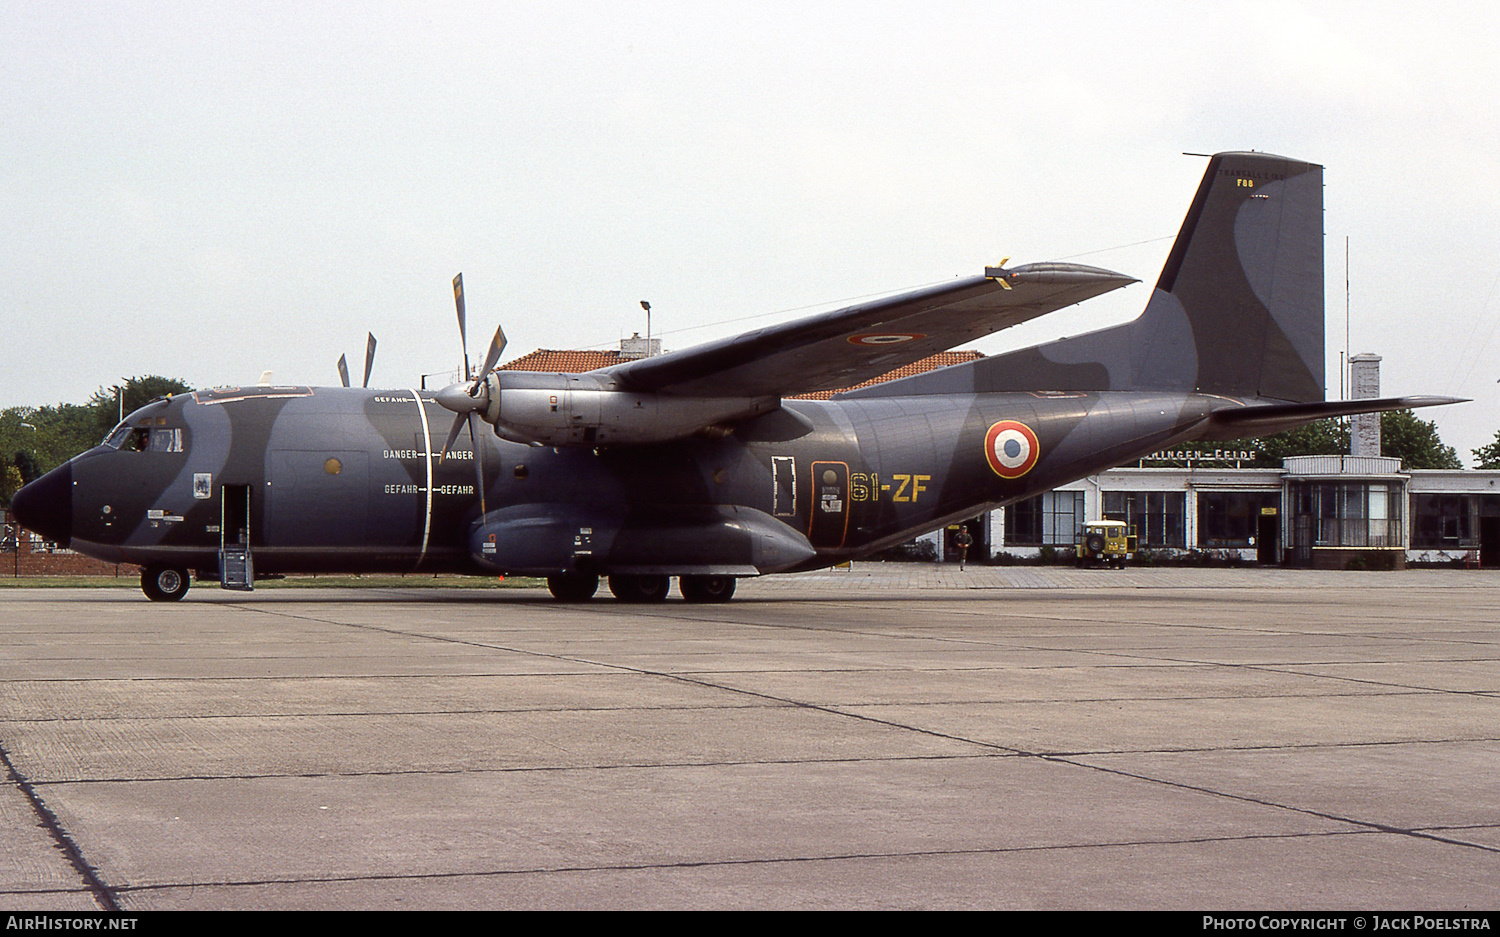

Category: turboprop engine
[432, 274, 779, 450]
[440, 370, 777, 447]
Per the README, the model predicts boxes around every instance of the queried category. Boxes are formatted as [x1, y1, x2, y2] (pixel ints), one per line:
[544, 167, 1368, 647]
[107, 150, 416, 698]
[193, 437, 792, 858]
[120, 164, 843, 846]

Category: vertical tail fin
[866, 152, 1326, 402]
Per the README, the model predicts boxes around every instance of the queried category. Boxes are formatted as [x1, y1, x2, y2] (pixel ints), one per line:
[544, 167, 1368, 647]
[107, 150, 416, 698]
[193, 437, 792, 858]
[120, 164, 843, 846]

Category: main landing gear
[547, 572, 600, 602]
[678, 575, 736, 603]
[141, 564, 191, 602]
[608, 574, 670, 603]
[545, 573, 738, 603]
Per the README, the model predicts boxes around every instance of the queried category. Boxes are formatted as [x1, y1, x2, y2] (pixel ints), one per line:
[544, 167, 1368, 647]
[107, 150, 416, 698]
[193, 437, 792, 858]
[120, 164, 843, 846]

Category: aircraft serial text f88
[10, 152, 1460, 602]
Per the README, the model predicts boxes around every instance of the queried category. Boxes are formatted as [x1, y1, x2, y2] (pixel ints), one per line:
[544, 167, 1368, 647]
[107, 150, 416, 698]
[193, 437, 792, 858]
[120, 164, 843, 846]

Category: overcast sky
[3, 2, 1497, 459]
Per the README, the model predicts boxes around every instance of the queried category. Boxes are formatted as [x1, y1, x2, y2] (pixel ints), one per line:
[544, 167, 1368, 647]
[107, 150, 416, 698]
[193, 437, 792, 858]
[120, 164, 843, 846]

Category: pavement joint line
[0, 886, 99, 898]
[1, 702, 789, 724]
[531, 599, 1500, 663]
[1232, 662, 1500, 700]
[13, 688, 1450, 726]
[25, 752, 1019, 786]
[1043, 754, 1500, 857]
[0, 740, 120, 911]
[20, 733, 1500, 786]
[103, 827, 1389, 895]
[1071, 650, 1500, 699]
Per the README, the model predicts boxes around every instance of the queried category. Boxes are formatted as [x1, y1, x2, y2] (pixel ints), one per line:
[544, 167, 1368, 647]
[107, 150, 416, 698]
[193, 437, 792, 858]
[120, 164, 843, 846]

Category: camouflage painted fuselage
[54, 384, 1230, 578]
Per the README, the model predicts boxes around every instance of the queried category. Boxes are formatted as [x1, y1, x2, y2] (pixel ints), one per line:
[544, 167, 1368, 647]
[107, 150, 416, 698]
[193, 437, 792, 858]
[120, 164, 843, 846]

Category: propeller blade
[475, 324, 507, 388]
[438, 412, 466, 464]
[453, 273, 471, 380]
[337, 354, 350, 388]
[467, 411, 487, 515]
[362, 333, 377, 388]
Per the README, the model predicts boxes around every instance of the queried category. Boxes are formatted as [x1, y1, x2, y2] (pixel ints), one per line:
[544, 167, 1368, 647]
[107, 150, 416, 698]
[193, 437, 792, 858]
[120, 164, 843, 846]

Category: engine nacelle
[480, 371, 778, 446]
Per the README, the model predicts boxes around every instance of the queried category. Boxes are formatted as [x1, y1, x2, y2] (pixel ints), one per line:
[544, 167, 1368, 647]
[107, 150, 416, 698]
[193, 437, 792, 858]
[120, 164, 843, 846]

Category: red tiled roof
[789, 350, 983, 399]
[500, 349, 623, 372]
[500, 348, 983, 397]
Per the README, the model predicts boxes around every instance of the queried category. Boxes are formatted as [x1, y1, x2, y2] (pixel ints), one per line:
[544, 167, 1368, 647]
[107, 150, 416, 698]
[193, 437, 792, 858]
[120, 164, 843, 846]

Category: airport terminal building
[941, 454, 1500, 569]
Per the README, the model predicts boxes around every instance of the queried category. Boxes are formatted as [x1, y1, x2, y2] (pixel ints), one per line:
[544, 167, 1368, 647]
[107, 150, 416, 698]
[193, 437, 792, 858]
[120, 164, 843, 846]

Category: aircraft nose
[10, 462, 72, 548]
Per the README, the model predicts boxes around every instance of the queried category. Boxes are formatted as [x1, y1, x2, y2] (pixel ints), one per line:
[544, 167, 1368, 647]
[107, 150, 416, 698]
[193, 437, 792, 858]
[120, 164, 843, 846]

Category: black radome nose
[10, 462, 72, 548]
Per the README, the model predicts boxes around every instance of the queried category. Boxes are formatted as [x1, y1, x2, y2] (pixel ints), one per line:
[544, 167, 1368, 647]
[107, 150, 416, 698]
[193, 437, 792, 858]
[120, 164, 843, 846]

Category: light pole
[640, 301, 651, 357]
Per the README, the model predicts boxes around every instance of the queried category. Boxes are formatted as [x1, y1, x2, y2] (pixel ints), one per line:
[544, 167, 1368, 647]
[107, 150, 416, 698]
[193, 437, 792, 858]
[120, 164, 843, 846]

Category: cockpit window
[105, 426, 182, 453]
[103, 422, 133, 448]
[149, 427, 184, 452]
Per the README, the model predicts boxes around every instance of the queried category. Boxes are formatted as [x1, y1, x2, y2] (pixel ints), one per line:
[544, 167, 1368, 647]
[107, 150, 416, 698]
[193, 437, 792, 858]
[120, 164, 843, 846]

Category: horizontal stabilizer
[1201, 395, 1466, 437]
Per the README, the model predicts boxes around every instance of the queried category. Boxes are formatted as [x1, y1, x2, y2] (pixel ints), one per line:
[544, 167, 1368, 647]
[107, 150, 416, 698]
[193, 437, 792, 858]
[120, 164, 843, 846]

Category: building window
[1411, 494, 1476, 549]
[1198, 491, 1281, 547]
[1102, 491, 1185, 548]
[1290, 482, 1402, 547]
[1005, 491, 1084, 546]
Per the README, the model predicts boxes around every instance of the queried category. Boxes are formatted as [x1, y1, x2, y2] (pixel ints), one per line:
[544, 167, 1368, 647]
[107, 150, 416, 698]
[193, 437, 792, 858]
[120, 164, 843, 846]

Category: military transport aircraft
[10, 151, 1461, 602]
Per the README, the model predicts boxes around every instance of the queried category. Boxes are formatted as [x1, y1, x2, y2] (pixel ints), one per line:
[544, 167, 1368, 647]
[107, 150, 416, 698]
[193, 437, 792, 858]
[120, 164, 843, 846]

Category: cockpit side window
[149, 427, 184, 452]
[107, 427, 153, 452]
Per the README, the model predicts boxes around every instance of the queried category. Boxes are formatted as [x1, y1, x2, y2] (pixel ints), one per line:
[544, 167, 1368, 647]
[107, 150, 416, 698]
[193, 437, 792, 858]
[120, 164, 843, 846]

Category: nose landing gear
[142, 564, 191, 602]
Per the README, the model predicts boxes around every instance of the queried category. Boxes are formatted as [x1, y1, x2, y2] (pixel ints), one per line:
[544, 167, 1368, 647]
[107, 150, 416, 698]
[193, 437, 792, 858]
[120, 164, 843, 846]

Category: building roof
[500, 348, 984, 397]
[788, 350, 984, 399]
[500, 349, 624, 372]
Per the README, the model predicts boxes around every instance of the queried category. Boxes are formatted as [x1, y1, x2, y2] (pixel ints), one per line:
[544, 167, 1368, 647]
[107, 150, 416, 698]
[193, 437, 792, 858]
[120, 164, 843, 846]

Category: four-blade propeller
[332, 276, 507, 513]
[435, 273, 507, 513]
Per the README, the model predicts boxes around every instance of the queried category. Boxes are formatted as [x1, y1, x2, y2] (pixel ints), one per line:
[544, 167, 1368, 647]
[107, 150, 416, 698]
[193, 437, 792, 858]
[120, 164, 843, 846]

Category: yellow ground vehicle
[1075, 520, 1136, 568]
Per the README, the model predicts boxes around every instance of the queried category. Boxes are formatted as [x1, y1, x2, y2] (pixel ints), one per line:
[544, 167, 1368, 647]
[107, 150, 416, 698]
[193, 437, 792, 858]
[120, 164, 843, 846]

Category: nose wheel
[141, 564, 191, 602]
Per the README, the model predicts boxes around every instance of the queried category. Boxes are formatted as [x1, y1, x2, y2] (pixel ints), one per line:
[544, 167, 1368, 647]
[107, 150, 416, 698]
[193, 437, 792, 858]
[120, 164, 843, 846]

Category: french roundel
[984, 420, 1040, 479]
[847, 332, 925, 346]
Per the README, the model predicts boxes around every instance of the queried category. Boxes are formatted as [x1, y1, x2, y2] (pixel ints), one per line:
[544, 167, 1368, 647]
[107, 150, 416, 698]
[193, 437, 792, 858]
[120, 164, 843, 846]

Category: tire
[142, 564, 190, 602]
[608, 574, 670, 603]
[1085, 534, 1107, 553]
[547, 573, 599, 602]
[679, 574, 736, 603]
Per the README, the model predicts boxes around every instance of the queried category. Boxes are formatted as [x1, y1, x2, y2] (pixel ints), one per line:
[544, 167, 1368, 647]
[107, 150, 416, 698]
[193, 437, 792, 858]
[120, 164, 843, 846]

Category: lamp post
[640, 301, 651, 357]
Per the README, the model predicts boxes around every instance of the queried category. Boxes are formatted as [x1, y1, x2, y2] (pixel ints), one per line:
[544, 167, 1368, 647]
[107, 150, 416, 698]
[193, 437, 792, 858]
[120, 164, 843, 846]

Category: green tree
[88, 375, 194, 437]
[1252, 419, 1348, 466]
[1380, 409, 1461, 469]
[1, 464, 22, 507]
[1473, 431, 1500, 470]
[12, 450, 41, 485]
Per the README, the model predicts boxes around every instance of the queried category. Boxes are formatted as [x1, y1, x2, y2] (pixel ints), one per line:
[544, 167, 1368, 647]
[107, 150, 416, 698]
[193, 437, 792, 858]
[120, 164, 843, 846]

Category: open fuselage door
[220, 484, 253, 591]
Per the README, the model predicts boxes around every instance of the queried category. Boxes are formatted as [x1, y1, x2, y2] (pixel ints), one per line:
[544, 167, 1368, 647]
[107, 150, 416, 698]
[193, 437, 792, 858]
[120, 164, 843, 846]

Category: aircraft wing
[598, 262, 1137, 399]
